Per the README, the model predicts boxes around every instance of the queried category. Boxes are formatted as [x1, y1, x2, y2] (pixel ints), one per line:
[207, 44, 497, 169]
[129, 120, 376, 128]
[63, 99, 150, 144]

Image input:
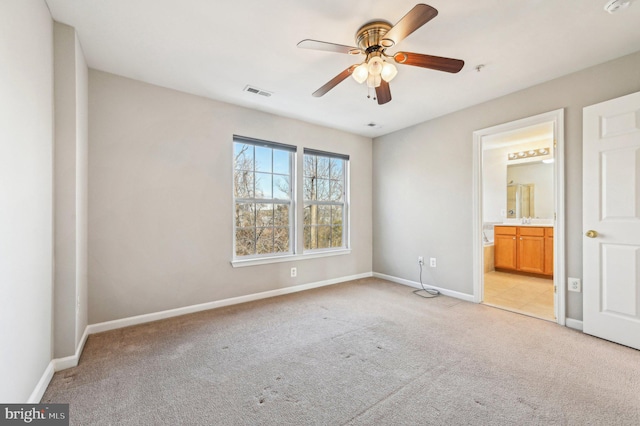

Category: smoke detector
[604, 0, 633, 13]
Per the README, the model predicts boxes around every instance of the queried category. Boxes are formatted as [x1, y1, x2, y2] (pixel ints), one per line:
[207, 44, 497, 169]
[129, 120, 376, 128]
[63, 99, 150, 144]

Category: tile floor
[483, 271, 555, 321]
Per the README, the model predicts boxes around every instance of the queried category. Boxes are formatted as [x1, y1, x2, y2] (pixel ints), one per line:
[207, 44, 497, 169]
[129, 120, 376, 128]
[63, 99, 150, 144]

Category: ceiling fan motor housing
[356, 20, 393, 52]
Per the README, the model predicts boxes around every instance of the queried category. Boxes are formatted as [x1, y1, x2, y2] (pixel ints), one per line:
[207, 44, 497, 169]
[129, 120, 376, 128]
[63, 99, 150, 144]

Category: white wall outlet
[418, 256, 424, 265]
[430, 258, 437, 268]
[568, 277, 581, 292]
[290, 267, 297, 278]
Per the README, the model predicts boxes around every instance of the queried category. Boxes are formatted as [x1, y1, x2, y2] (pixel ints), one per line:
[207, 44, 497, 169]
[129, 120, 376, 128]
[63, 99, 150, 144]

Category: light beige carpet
[42, 278, 640, 425]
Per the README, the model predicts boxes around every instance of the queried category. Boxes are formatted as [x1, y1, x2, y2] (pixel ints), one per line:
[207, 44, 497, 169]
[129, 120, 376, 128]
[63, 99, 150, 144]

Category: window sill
[231, 249, 351, 268]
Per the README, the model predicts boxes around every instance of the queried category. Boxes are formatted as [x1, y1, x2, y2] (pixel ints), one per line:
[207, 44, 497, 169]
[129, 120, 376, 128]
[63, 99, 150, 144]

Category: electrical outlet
[430, 258, 436, 268]
[290, 267, 297, 278]
[568, 277, 581, 292]
[418, 256, 424, 265]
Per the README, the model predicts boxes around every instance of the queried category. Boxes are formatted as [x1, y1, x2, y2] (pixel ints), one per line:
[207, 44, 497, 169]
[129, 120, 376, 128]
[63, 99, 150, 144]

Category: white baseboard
[565, 318, 583, 331]
[373, 272, 475, 302]
[28, 326, 90, 403]
[28, 361, 54, 403]
[52, 326, 89, 371]
[87, 272, 373, 335]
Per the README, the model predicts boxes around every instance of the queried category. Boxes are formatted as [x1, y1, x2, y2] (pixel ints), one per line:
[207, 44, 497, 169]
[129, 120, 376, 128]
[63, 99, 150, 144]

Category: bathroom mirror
[506, 161, 553, 219]
[506, 183, 534, 218]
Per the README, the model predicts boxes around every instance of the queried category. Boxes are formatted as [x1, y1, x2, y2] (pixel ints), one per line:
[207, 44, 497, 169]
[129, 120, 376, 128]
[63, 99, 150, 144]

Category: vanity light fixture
[507, 147, 550, 161]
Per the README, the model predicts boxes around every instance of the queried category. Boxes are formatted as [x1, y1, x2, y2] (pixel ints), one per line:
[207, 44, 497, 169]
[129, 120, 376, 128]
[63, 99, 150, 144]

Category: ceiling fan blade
[393, 52, 464, 73]
[381, 4, 438, 47]
[375, 80, 392, 105]
[312, 65, 357, 97]
[297, 39, 359, 55]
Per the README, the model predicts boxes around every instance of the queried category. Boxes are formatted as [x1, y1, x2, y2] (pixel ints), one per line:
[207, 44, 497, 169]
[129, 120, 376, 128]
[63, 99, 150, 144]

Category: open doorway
[472, 110, 566, 324]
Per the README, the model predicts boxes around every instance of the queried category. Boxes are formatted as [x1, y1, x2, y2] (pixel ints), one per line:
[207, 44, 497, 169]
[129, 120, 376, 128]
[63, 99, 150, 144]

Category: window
[303, 149, 349, 251]
[233, 136, 295, 258]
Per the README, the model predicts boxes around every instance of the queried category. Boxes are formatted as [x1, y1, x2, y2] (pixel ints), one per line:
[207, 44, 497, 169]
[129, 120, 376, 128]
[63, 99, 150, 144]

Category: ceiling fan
[297, 4, 464, 105]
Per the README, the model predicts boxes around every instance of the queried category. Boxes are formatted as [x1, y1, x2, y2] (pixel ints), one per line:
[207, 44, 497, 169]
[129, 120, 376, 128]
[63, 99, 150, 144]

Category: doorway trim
[472, 109, 566, 325]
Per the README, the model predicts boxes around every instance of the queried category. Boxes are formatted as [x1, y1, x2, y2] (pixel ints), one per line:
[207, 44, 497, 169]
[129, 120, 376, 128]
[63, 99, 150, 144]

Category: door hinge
[554, 140, 557, 148]
[554, 286, 557, 294]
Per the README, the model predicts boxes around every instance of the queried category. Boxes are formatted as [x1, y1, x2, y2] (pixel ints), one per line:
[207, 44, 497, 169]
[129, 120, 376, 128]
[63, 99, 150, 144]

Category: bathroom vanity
[494, 225, 553, 277]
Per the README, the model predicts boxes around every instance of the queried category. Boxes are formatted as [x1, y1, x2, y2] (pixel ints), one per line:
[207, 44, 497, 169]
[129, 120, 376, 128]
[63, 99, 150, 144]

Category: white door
[583, 91, 640, 350]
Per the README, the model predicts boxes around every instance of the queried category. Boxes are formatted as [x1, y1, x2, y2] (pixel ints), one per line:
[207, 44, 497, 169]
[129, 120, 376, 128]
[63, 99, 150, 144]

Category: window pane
[256, 227, 274, 254]
[274, 227, 289, 253]
[331, 205, 343, 225]
[274, 204, 289, 226]
[317, 226, 331, 249]
[256, 203, 273, 227]
[330, 159, 343, 180]
[234, 170, 254, 198]
[317, 205, 331, 225]
[235, 228, 255, 256]
[304, 177, 316, 201]
[255, 173, 273, 199]
[304, 226, 317, 250]
[317, 157, 330, 179]
[273, 150, 289, 175]
[329, 180, 343, 202]
[316, 178, 330, 201]
[234, 139, 294, 259]
[303, 204, 313, 226]
[234, 143, 254, 171]
[273, 174, 290, 200]
[255, 146, 272, 173]
[302, 151, 347, 253]
[304, 155, 316, 177]
[235, 203, 255, 227]
[331, 225, 343, 248]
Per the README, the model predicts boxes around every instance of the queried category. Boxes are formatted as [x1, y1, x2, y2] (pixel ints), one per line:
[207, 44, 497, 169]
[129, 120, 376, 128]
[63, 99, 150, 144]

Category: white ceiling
[45, 0, 640, 138]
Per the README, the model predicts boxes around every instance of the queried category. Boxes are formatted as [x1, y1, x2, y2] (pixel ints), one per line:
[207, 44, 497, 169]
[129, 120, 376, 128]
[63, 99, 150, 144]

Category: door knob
[585, 230, 598, 238]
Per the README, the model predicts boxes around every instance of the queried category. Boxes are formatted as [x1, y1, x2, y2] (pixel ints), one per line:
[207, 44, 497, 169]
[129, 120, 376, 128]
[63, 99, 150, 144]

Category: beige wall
[0, 0, 54, 402]
[88, 70, 373, 323]
[373, 50, 640, 321]
[53, 22, 88, 358]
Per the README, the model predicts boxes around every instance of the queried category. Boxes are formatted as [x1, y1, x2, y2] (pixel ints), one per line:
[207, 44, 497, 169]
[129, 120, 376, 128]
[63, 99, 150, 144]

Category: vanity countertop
[499, 223, 553, 227]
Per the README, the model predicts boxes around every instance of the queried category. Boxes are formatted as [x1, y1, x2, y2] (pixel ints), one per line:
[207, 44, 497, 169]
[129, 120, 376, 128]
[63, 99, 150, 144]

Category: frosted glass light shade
[366, 73, 381, 88]
[367, 57, 384, 76]
[352, 63, 369, 84]
[381, 62, 398, 82]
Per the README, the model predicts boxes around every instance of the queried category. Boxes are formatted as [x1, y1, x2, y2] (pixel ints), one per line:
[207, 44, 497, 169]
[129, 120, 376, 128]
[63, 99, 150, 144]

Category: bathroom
[481, 122, 555, 321]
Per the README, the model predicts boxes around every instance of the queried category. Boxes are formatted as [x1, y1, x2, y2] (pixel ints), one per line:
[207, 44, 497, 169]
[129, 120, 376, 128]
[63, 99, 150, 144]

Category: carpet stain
[517, 397, 539, 411]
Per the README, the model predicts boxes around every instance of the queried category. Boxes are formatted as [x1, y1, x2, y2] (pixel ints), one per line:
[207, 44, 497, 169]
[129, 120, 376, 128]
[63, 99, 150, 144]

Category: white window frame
[302, 148, 350, 253]
[232, 135, 296, 261]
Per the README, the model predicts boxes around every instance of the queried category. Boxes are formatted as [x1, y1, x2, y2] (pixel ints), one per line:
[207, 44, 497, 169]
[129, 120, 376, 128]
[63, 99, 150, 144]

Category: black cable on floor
[413, 261, 439, 298]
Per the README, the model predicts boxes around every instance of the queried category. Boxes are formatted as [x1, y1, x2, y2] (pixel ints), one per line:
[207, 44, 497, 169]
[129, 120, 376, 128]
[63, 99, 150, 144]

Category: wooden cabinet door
[544, 228, 554, 275]
[519, 235, 545, 274]
[494, 234, 517, 270]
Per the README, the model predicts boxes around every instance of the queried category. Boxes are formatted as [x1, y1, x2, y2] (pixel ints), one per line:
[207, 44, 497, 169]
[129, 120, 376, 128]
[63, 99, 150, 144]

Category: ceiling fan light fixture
[367, 57, 384, 76]
[366, 73, 382, 88]
[352, 63, 369, 83]
[381, 62, 398, 82]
